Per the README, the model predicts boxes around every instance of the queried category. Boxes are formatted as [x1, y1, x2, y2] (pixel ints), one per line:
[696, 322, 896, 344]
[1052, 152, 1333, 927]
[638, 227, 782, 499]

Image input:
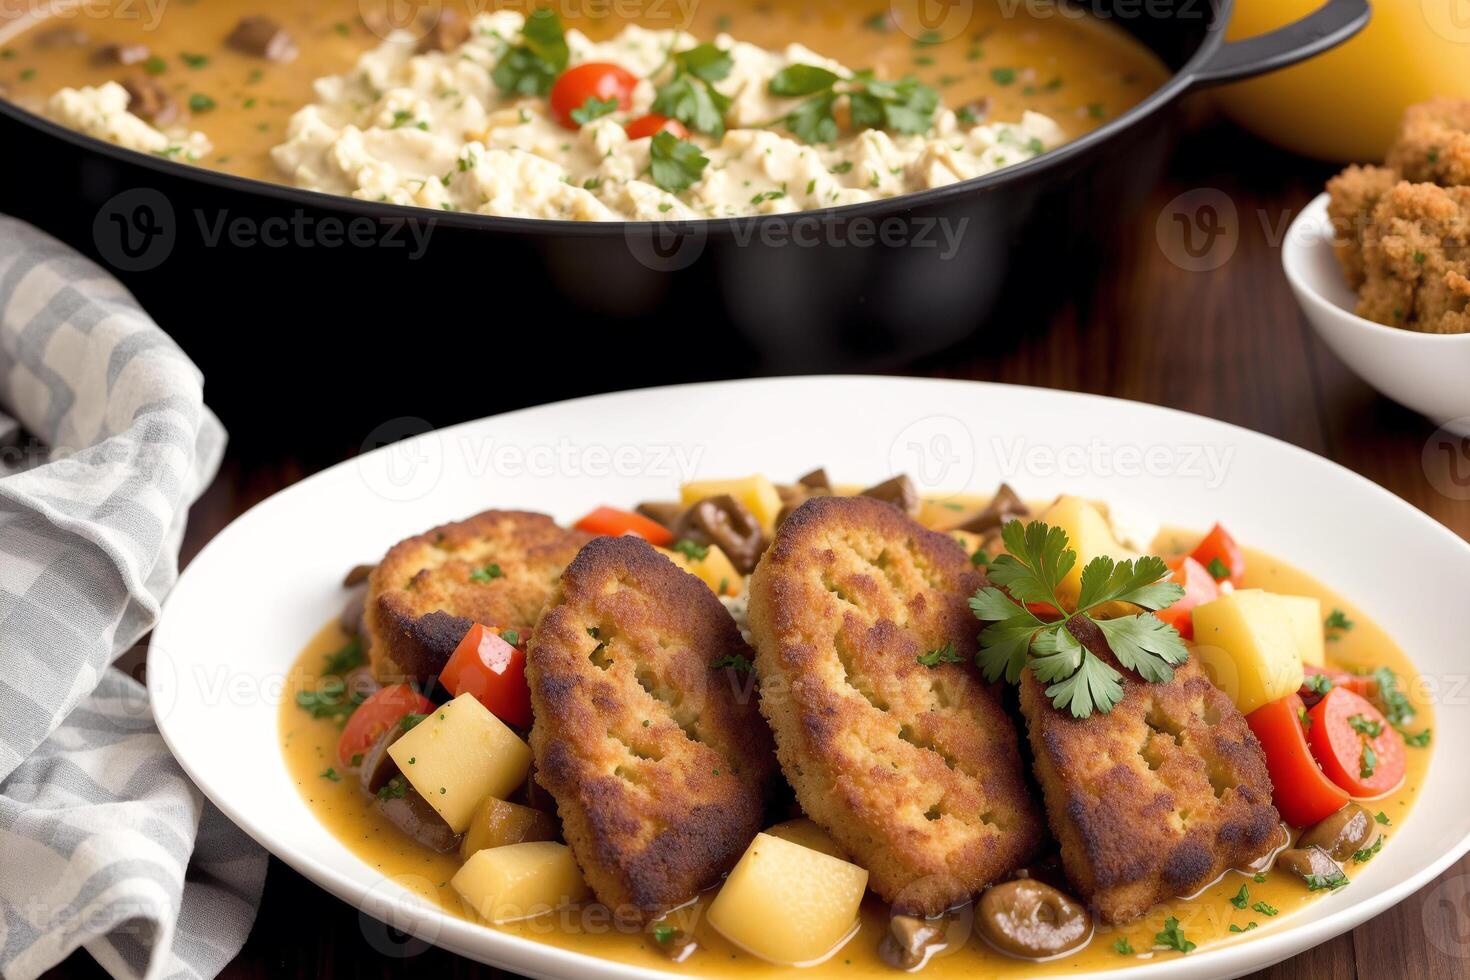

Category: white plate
[149, 377, 1470, 980]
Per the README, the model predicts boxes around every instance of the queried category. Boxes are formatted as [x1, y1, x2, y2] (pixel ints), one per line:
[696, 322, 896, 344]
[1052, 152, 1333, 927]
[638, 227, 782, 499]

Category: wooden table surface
[46, 113, 1470, 980]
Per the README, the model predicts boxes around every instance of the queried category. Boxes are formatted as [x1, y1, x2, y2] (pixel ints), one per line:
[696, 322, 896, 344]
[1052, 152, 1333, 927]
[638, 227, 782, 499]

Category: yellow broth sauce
[1, 0, 1168, 183]
[280, 537, 1429, 976]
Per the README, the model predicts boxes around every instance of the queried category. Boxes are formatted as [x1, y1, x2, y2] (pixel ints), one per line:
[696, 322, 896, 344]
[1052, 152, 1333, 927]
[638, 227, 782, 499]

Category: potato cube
[1277, 594, 1325, 667]
[707, 832, 868, 965]
[388, 693, 531, 833]
[680, 476, 784, 536]
[1038, 496, 1138, 604]
[460, 796, 560, 860]
[451, 842, 589, 924]
[1192, 590, 1306, 714]
[657, 542, 742, 596]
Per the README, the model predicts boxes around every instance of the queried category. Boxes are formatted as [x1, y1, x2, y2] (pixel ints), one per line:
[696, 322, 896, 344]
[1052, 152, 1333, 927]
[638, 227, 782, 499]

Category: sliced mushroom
[957, 483, 1029, 533]
[673, 495, 763, 573]
[1299, 804, 1376, 862]
[92, 42, 150, 66]
[878, 913, 949, 970]
[225, 16, 297, 62]
[635, 501, 685, 530]
[859, 475, 921, 517]
[977, 879, 1091, 960]
[358, 721, 405, 794]
[377, 786, 461, 853]
[1275, 845, 1345, 885]
[416, 9, 470, 52]
[798, 467, 832, 492]
[120, 75, 177, 126]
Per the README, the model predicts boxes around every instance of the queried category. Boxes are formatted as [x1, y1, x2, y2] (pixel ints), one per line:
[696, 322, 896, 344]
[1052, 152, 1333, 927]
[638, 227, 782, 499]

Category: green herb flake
[917, 643, 963, 667]
[323, 637, 365, 676]
[648, 131, 709, 193]
[491, 7, 569, 96]
[320, 767, 341, 782]
[1112, 937, 1134, 954]
[570, 95, 619, 126]
[180, 52, 209, 68]
[673, 538, 710, 561]
[1353, 835, 1384, 864]
[1348, 714, 1382, 737]
[1251, 900, 1278, 916]
[1229, 884, 1249, 909]
[1375, 811, 1391, 825]
[1229, 922, 1257, 933]
[1206, 556, 1231, 580]
[1304, 870, 1350, 892]
[501, 629, 521, 645]
[469, 563, 504, 582]
[712, 653, 753, 674]
[1325, 608, 1354, 634]
[1154, 916, 1195, 953]
[652, 924, 677, 944]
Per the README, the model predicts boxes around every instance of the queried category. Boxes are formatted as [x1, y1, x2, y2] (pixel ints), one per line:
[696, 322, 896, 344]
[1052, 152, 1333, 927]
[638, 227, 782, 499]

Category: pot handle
[1186, 0, 1370, 89]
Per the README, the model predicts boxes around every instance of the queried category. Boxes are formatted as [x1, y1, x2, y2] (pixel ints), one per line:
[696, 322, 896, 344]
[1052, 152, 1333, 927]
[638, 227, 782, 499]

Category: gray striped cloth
[0, 217, 267, 980]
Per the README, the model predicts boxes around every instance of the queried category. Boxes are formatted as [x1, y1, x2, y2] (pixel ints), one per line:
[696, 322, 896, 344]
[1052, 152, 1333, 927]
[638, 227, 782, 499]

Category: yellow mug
[1216, 0, 1470, 162]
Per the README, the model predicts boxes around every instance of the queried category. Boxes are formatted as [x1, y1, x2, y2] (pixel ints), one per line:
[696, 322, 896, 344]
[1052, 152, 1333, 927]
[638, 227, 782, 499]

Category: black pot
[0, 0, 1366, 442]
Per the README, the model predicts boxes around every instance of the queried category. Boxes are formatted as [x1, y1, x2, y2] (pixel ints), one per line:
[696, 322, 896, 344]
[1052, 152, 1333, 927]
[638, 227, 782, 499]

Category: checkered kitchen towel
[0, 217, 266, 980]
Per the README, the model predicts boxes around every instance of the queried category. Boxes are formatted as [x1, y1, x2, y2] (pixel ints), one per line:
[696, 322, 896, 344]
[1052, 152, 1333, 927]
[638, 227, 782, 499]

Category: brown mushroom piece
[120, 75, 177, 126]
[1299, 804, 1377, 862]
[957, 483, 1028, 533]
[416, 9, 470, 52]
[798, 467, 832, 492]
[1275, 845, 1345, 885]
[376, 785, 462, 853]
[878, 913, 949, 970]
[225, 16, 297, 62]
[34, 25, 89, 48]
[357, 719, 409, 794]
[859, 475, 921, 517]
[648, 924, 698, 962]
[672, 495, 763, 573]
[977, 879, 1091, 960]
[92, 42, 150, 66]
[635, 501, 685, 530]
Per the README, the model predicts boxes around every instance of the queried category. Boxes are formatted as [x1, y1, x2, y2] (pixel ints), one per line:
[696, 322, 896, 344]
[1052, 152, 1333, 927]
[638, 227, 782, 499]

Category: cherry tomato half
[1188, 523, 1246, 586]
[573, 506, 674, 546]
[550, 62, 638, 130]
[625, 113, 689, 140]
[1245, 694, 1348, 827]
[1307, 687, 1407, 798]
[1155, 556, 1220, 640]
[439, 624, 533, 728]
[338, 684, 436, 768]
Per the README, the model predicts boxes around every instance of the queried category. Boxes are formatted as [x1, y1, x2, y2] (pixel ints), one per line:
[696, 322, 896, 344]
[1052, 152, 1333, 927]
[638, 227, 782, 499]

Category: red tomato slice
[1306, 688, 1406, 797]
[440, 624, 533, 728]
[625, 114, 689, 140]
[338, 684, 435, 768]
[1155, 556, 1220, 640]
[573, 506, 674, 546]
[1245, 694, 1348, 827]
[549, 62, 638, 129]
[1188, 523, 1245, 586]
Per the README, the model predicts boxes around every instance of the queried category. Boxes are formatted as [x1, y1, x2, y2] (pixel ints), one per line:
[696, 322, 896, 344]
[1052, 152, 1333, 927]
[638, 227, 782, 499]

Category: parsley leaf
[501, 629, 521, 645]
[1347, 714, 1382, 737]
[783, 91, 840, 144]
[648, 130, 709, 192]
[1229, 922, 1257, 933]
[1402, 727, 1431, 747]
[1360, 742, 1377, 779]
[673, 538, 710, 560]
[674, 42, 733, 83]
[1304, 870, 1350, 891]
[1229, 884, 1249, 909]
[322, 637, 365, 676]
[1112, 937, 1134, 954]
[917, 643, 963, 667]
[1352, 835, 1383, 864]
[1371, 666, 1415, 727]
[1375, 811, 1391, 825]
[320, 767, 341, 782]
[570, 95, 619, 125]
[1206, 556, 1231, 580]
[1154, 916, 1195, 953]
[652, 924, 678, 944]
[764, 64, 937, 143]
[470, 563, 503, 582]
[295, 679, 365, 723]
[491, 8, 569, 96]
[970, 519, 1187, 717]
[377, 775, 409, 800]
[1251, 900, 1278, 916]
[1325, 608, 1354, 634]
[652, 75, 730, 136]
[1302, 673, 1333, 696]
[712, 653, 753, 674]
[769, 64, 842, 96]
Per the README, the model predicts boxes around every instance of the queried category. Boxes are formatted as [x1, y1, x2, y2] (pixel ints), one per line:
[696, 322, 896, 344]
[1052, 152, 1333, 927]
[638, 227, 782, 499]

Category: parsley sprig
[766, 64, 938, 143]
[491, 8, 569, 96]
[969, 520, 1187, 718]
[652, 43, 733, 137]
[648, 130, 709, 192]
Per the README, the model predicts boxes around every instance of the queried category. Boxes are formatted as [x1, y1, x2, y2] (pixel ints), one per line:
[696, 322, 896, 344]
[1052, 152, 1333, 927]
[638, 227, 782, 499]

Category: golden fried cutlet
[365, 510, 591, 683]
[1356, 181, 1470, 334]
[1326, 164, 1399, 289]
[746, 495, 1044, 916]
[526, 536, 776, 923]
[1386, 97, 1470, 188]
[1019, 622, 1281, 925]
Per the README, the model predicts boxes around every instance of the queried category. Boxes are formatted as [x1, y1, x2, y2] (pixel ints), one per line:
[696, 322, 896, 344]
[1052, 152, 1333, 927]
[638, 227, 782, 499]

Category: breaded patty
[526, 536, 776, 922]
[1386, 97, 1470, 188]
[746, 495, 1044, 916]
[365, 510, 591, 683]
[1326, 164, 1399, 289]
[1019, 623, 1280, 924]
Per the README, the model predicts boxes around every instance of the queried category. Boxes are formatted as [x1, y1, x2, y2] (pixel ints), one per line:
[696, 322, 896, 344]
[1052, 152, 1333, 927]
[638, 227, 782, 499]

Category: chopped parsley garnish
[491, 7, 569, 96]
[1229, 922, 1257, 933]
[1353, 835, 1383, 864]
[143, 55, 167, 75]
[1087, 102, 1106, 119]
[648, 130, 709, 193]
[969, 520, 1187, 718]
[320, 767, 341, 782]
[470, 563, 504, 582]
[1305, 870, 1350, 892]
[1324, 608, 1354, 636]
[322, 637, 365, 676]
[1348, 714, 1382, 737]
[1371, 666, 1415, 727]
[377, 775, 409, 800]
[295, 680, 365, 723]
[399, 712, 429, 732]
[1375, 811, 1391, 825]
[989, 67, 1016, 85]
[1205, 556, 1231, 580]
[1154, 916, 1195, 953]
[765, 64, 937, 143]
[712, 653, 753, 674]
[673, 538, 710, 561]
[1229, 884, 1249, 909]
[652, 924, 677, 944]
[1112, 937, 1133, 954]
[1253, 872, 1268, 883]
[1302, 673, 1333, 696]
[652, 42, 733, 137]
[917, 643, 963, 667]
[501, 629, 521, 645]
[1359, 742, 1377, 779]
[188, 92, 216, 112]
[1251, 900, 1278, 916]
[1402, 728, 1431, 748]
[570, 95, 619, 125]
[970, 547, 992, 568]
[180, 52, 209, 68]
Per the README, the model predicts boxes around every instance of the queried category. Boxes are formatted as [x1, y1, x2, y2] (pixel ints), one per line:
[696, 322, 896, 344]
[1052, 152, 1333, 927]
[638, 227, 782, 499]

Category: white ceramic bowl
[149, 377, 1470, 980]
[1283, 192, 1470, 434]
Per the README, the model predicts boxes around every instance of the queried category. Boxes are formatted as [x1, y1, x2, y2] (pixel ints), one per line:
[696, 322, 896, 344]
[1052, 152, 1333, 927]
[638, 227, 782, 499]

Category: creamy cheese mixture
[44, 10, 1064, 221]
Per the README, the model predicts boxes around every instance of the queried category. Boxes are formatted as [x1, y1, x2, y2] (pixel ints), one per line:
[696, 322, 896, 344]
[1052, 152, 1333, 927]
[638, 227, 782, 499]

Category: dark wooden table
[47, 112, 1470, 980]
